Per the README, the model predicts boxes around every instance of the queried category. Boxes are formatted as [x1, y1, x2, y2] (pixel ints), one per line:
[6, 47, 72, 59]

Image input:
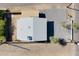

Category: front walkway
[0, 43, 76, 56]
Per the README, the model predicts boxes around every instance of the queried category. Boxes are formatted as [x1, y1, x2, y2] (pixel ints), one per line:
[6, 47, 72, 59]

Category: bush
[73, 23, 79, 31]
[59, 38, 67, 46]
[50, 36, 59, 44]
[50, 36, 67, 46]
[0, 36, 5, 43]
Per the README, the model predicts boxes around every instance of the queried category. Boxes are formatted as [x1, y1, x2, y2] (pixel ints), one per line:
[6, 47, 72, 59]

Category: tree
[0, 10, 6, 43]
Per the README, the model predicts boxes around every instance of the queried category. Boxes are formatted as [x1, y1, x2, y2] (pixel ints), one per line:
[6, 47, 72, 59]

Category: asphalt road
[0, 43, 75, 56]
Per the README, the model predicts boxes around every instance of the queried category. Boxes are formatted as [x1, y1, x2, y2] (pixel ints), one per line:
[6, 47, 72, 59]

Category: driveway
[0, 43, 76, 56]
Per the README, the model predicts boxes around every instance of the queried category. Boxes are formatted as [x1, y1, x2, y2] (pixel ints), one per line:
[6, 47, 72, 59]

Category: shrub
[73, 23, 79, 31]
[50, 36, 59, 44]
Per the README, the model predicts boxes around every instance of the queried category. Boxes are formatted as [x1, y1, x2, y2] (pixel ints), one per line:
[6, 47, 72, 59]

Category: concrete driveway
[0, 43, 76, 56]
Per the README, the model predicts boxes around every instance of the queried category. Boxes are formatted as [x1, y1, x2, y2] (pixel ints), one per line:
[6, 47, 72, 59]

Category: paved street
[0, 43, 75, 56]
[75, 45, 79, 56]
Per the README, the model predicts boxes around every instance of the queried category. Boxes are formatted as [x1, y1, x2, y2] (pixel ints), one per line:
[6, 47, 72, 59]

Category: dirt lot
[0, 43, 76, 56]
